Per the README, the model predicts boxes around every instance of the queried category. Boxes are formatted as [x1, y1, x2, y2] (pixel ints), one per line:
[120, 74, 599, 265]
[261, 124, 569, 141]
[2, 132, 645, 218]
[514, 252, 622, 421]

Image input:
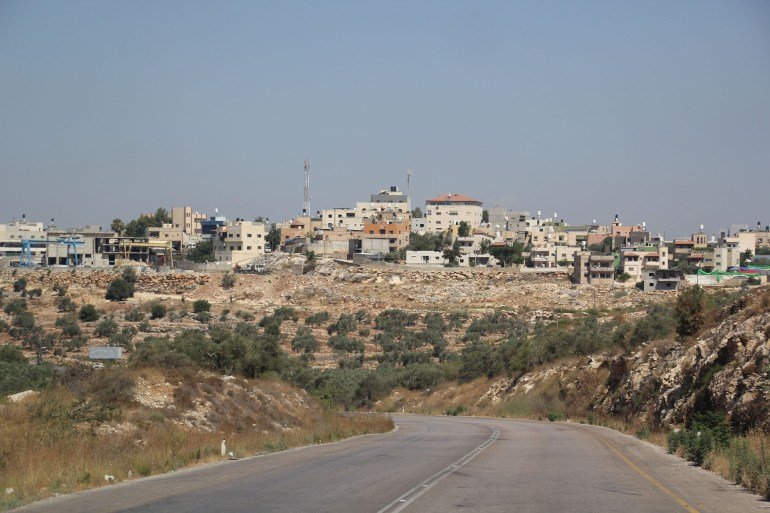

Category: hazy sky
[1, 0, 768, 237]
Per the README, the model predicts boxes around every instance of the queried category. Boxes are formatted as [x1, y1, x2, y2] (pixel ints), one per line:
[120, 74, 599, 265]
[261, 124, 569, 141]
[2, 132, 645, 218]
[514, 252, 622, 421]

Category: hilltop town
[2, 184, 768, 291]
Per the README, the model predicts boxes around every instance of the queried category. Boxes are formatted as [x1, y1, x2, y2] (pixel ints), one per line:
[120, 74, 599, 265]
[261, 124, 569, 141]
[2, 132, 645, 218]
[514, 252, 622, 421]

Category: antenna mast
[303, 160, 311, 216]
[406, 167, 412, 195]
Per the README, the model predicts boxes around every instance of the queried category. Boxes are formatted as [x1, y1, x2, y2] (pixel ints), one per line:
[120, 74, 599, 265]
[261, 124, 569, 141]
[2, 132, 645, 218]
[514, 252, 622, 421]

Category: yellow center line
[585, 429, 701, 513]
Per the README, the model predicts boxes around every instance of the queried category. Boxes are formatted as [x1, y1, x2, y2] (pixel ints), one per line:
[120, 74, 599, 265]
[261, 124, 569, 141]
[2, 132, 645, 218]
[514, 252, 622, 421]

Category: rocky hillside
[382, 287, 770, 435]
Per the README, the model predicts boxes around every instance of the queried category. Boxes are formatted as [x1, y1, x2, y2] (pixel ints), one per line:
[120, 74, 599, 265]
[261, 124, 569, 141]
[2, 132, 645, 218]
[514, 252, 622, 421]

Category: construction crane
[303, 159, 311, 217]
[19, 237, 85, 267]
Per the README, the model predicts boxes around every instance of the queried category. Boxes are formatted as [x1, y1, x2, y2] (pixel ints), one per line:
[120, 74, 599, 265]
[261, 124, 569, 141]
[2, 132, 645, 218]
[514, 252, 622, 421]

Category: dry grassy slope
[376, 288, 770, 434]
[0, 367, 392, 510]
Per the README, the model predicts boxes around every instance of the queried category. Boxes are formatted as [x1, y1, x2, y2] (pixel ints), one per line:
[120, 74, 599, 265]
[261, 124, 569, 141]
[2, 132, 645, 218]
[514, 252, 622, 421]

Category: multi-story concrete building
[147, 224, 189, 252]
[45, 226, 117, 267]
[306, 227, 356, 259]
[213, 221, 266, 266]
[171, 206, 206, 236]
[620, 245, 669, 283]
[360, 221, 410, 256]
[702, 247, 740, 272]
[0, 219, 47, 263]
[355, 186, 411, 224]
[411, 217, 427, 234]
[486, 208, 529, 239]
[425, 193, 483, 233]
[573, 252, 615, 285]
[721, 231, 760, 255]
[642, 269, 683, 292]
[278, 216, 322, 246]
[405, 250, 497, 267]
[528, 244, 580, 268]
[319, 208, 360, 230]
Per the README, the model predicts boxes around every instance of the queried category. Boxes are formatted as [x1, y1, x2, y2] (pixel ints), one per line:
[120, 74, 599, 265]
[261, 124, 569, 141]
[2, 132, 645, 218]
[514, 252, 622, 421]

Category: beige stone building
[573, 252, 615, 285]
[147, 224, 190, 252]
[213, 221, 266, 266]
[702, 247, 740, 272]
[171, 206, 206, 236]
[425, 193, 483, 233]
[620, 245, 669, 283]
[319, 208, 361, 230]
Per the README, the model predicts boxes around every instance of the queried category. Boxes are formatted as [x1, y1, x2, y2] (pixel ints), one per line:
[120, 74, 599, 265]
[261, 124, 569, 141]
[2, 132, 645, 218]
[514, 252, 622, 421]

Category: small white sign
[88, 346, 123, 360]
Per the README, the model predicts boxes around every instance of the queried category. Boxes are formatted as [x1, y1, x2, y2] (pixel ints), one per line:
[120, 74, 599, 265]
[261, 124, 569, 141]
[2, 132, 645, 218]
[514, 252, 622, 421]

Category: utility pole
[303, 160, 311, 217]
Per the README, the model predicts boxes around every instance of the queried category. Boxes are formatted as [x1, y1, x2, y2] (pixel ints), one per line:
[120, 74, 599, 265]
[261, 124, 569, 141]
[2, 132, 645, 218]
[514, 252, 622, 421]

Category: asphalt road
[18, 415, 764, 513]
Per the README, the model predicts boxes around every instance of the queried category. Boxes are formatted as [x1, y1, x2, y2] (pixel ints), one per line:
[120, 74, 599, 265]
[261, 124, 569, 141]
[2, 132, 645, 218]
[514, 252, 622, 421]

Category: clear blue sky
[1, 0, 768, 237]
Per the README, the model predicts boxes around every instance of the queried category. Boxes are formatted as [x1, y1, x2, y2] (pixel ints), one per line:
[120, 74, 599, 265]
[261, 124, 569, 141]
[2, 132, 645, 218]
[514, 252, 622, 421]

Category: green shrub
[125, 308, 145, 322]
[448, 311, 469, 329]
[675, 285, 705, 338]
[109, 332, 134, 351]
[274, 306, 298, 322]
[150, 302, 167, 319]
[196, 312, 212, 324]
[375, 310, 419, 332]
[13, 277, 27, 293]
[235, 310, 255, 321]
[121, 267, 139, 284]
[0, 344, 27, 364]
[328, 334, 364, 353]
[0, 361, 52, 395]
[192, 300, 211, 313]
[53, 283, 68, 296]
[26, 288, 43, 299]
[94, 317, 119, 338]
[57, 296, 76, 313]
[547, 412, 565, 422]
[105, 278, 134, 301]
[338, 354, 364, 369]
[424, 312, 447, 333]
[79, 304, 100, 322]
[328, 314, 357, 335]
[55, 314, 81, 337]
[4, 299, 27, 316]
[63, 335, 88, 351]
[13, 311, 36, 331]
[446, 405, 466, 416]
[291, 327, 319, 353]
[221, 273, 237, 289]
[305, 311, 330, 326]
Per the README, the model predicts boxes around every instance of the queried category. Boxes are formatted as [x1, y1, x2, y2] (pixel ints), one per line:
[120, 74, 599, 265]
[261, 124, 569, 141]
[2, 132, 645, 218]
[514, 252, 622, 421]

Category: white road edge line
[376, 426, 500, 513]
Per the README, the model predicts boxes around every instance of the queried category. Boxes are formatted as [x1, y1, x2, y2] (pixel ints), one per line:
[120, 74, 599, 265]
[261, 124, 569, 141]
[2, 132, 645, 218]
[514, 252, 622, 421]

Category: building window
[247, 246, 252, 250]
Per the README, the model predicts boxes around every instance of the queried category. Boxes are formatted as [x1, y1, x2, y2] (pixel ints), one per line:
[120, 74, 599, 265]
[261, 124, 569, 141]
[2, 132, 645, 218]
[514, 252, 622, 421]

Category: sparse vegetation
[78, 304, 100, 322]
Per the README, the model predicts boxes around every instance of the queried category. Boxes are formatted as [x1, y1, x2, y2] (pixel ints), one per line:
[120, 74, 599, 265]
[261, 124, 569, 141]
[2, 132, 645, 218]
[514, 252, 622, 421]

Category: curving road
[18, 415, 763, 513]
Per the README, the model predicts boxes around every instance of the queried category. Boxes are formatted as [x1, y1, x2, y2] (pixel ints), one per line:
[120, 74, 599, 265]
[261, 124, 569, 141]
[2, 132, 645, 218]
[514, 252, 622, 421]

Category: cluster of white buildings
[3, 183, 769, 288]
